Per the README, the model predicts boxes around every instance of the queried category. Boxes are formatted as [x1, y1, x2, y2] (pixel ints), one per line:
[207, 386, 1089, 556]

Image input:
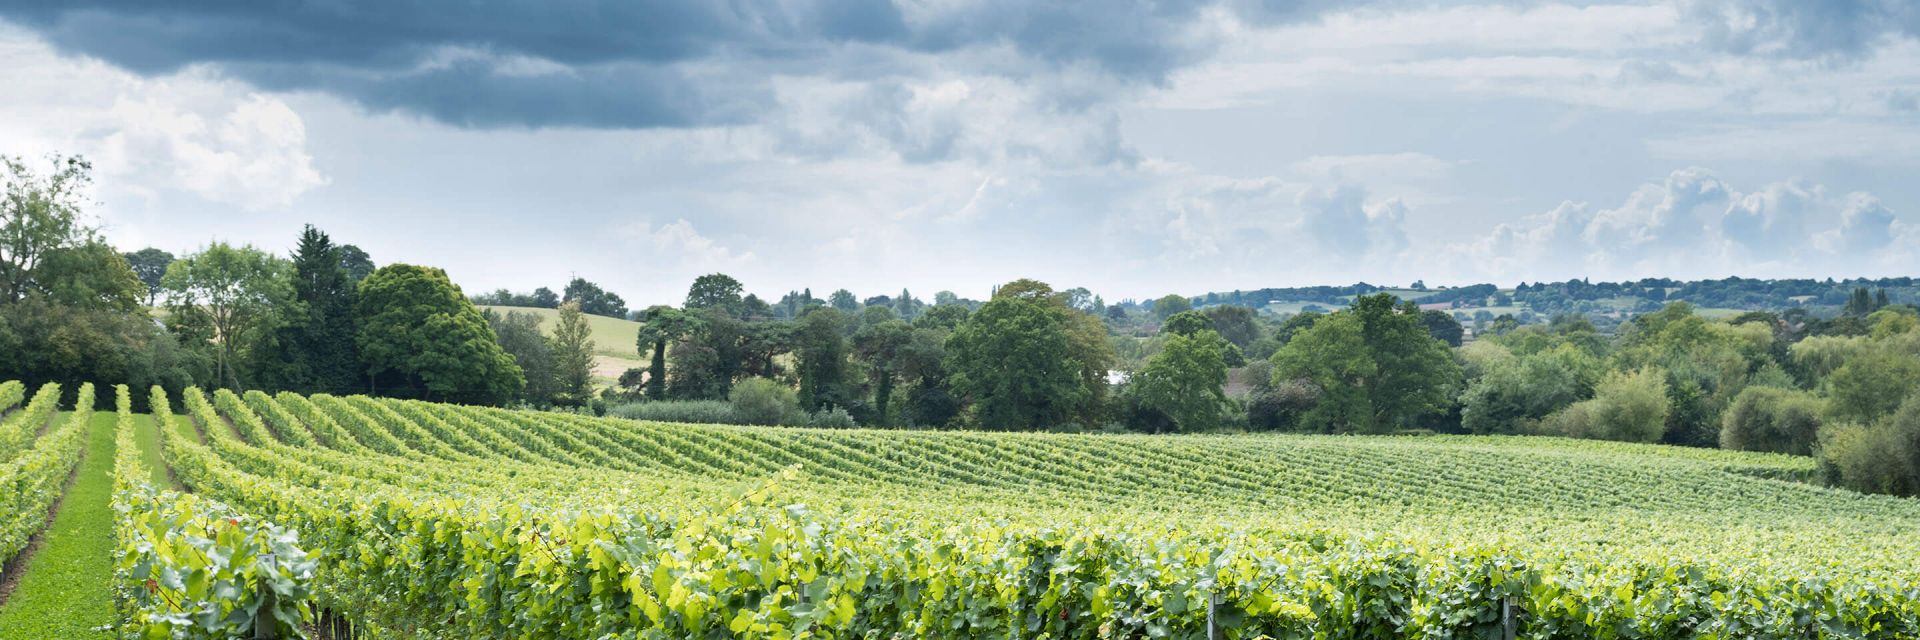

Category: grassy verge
[0, 411, 116, 637]
[131, 414, 177, 490]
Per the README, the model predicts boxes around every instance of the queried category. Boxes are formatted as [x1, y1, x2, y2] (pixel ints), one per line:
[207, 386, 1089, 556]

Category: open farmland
[37, 381, 1914, 638]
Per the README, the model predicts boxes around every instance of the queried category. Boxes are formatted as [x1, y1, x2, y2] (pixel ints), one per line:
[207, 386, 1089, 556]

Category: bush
[806, 407, 857, 428]
[606, 400, 735, 424]
[1246, 380, 1318, 431]
[1544, 369, 1668, 443]
[1824, 350, 1920, 426]
[1817, 393, 1920, 496]
[729, 377, 800, 426]
[1720, 386, 1824, 455]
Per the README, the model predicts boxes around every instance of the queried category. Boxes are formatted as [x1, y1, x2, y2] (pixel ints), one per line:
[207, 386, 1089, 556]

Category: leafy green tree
[901, 326, 958, 427]
[685, 273, 745, 315]
[530, 286, 559, 308]
[551, 301, 596, 406]
[1544, 368, 1670, 443]
[1420, 309, 1465, 347]
[668, 307, 745, 400]
[1817, 393, 1920, 497]
[635, 306, 699, 400]
[122, 248, 174, 305]
[1274, 311, 1322, 345]
[1131, 329, 1231, 432]
[914, 304, 969, 331]
[828, 289, 858, 311]
[946, 282, 1114, 430]
[36, 241, 145, 312]
[337, 244, 374, 282]
[853, 319, 914, 426]
[1270, 294, 1460, 433]
[1825, 349, 1920, 426]
[257, 225, 360, 394]
[1721, 386, 1824, 455]
[162, 243, 293, 389]
[1, 154, 93, 304]
[485, 309, 557, 405]
[1202, 305, 1260, 349]
[1151, 294, 1191, 321]
[563, 277, 627, 318]
[1160, 310, 1213, 337]
[0, 297, 206, 403]
[1459, 344, 1601, 434]
[356, 264, 523, 404]
[795, 307, 853, 412]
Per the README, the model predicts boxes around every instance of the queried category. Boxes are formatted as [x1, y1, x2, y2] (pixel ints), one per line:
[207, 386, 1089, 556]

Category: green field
[478, 304, 646, 359]
[88, 384, 1920, 638]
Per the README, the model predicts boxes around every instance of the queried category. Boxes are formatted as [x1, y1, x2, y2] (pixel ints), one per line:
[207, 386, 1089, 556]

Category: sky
[1, 0, 1917, 305]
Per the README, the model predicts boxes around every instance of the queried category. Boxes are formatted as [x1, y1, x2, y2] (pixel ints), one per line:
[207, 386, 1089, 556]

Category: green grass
[131, 414, 176, 490]
[478, 305, 647, 359]
[0, 411, 116, 638]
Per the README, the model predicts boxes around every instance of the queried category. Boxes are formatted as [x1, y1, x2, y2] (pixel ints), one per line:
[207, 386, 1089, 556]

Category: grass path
[0, 411, 117, 638]
[131, 414, 177, 490]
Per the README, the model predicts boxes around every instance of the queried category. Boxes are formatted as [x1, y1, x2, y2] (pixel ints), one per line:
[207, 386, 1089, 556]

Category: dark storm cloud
[0, 0, 1250, 129]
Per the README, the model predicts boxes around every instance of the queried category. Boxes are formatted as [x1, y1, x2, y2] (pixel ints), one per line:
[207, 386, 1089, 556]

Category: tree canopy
[356, 263, 523, 404]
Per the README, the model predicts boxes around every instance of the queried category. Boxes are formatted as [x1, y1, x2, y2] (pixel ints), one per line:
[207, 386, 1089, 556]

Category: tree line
[6, 153, 1917, 498]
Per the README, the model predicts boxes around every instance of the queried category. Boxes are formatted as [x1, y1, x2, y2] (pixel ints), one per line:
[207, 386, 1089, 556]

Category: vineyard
[1, 381, 1918, 638]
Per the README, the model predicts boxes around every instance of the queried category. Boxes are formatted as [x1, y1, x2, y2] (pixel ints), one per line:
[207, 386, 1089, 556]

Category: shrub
[806, 407, 856, 428]
[1817, 393, 1920, 496]
[1720, 386, 1823, 455]
[1544, 369, 1668, 443]
[1824, 350, 1920, 426]
[1246, 380, 1318, 431]
[730, 377, 800, 426]
[606, 400, 735, 424]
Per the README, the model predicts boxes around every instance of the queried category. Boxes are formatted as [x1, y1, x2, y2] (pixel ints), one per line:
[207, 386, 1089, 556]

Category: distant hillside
[478, 305, 643, 360]
[1187, 276, 1919, 319]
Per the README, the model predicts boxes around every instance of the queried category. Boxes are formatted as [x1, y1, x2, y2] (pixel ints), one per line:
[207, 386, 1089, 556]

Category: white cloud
[617, 218, 755, 272]
[0, 25, 327, 213]
[1454, 168, 1918, 281]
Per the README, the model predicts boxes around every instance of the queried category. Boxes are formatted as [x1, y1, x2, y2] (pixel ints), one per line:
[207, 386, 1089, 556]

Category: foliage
[35, 241, 146, 312]
[728, 377, 800, 426]
[162, 242, 293, 389]
[1459, 344, 1601, 435]
[355, 264, 523, 404]
[0, 390, 114, 637]
[1150, 293, 1190, 321]
[1824, 348, 1920, 426]
[255, 225, 361, 394]
[0, 297, 206, 398]
[948, 282, 1112, 430]
[486, 309, 559, 405]
[1201, 305, 1260, 349]
[115, 386, 318, 639]
[607, 399, 736, 424]
[1129, 329, 1231, 432]
[108, 384, 1920, 639]
[684, 273, 745, 316]
[1270, 294, 1460, 433]
[794, 307, 852, 412]
[1720, 386, 1824, 455]
[635, 306, 699, 401]
[550, 302, 597, 406]
[853, 319, 913, 426]
[1419, 309, 1465, 347]
[0, 154, 94, 304]
[1544, 368, 1670, 443]
[0, 383, 90, 568]
[1158, 310, 1212, 337]
[562, 277, 628, 318]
